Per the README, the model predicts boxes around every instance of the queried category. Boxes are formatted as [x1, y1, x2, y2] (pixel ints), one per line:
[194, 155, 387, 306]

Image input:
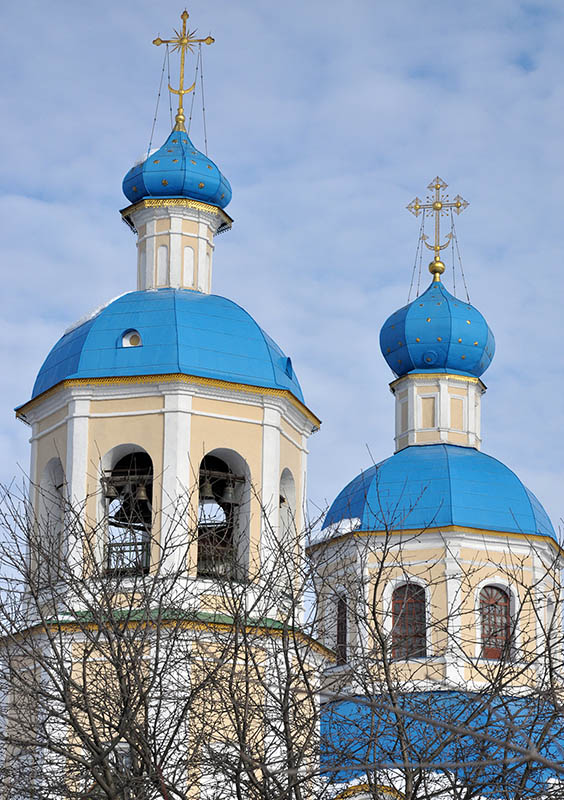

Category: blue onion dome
[321, 444, 555, 540]
[122, 129, 232, 209]
[30, 290, 302, 402]
[379, 280, 495, 379]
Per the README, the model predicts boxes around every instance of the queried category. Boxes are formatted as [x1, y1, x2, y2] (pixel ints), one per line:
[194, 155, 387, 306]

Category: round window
[122, 330, 142, 348]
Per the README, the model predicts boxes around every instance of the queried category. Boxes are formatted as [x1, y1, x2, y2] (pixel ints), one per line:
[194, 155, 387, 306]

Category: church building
[6, 10, 563, 800]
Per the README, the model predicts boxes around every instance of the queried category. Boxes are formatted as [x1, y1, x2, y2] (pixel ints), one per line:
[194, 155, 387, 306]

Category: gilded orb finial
[153, 10, 215, 132]
[406, 177, 469, 283]
[429, 256, 446, 281]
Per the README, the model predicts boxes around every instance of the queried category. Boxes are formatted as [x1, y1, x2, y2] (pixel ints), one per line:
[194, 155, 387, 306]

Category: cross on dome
[153, 9, 215, 132]
[407, 177, 469, 281]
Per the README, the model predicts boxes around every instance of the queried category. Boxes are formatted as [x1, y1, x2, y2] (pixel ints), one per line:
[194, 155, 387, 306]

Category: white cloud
[1, 0, 562, 528]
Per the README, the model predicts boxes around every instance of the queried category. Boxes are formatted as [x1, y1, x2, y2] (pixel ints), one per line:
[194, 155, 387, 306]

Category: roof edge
[16, 373, 321, 429]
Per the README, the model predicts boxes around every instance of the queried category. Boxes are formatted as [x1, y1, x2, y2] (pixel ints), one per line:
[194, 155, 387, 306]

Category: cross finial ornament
[153, 10, 215, 132]
[407, 177, 469, 281]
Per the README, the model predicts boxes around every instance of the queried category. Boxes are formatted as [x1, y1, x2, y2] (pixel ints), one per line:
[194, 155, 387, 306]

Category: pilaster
[391, 373, 486, 452]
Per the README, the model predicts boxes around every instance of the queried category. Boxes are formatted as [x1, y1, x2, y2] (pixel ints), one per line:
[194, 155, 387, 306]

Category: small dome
[322, 444, 555, 540]
[122, 130, 232, 209]
[379, 280, 495, 378]
[31, 290, 302, 402]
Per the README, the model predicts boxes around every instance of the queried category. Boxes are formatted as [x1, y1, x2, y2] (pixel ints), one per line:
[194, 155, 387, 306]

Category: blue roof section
[380, 280, 495, 378]
[122, 129, 232, 209]
[322, 444, 555, 540]
[322, 692, 564, 797]
[31, 290, 304, 402]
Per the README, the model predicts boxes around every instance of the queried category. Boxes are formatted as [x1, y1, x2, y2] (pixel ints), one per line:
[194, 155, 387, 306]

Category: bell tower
[17, 10, 320, 603]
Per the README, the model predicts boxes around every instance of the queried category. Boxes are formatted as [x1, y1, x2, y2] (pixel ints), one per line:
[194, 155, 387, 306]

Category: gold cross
[406, 177, 469, 281]
[153, 10, 215, 132]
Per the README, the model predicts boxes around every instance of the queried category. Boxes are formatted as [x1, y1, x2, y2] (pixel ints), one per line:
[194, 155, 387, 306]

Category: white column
[169, 216, 182, 286]
[66, 399, 89, 507]
[144, 219, 157, 289]
[161, 392, 192, 570]
[444, 540, 464, 686]
[438, 380, 449, 442]
[407, 382, 417, 446]
[28, 423, 39, 512]
[197, 221, 209, 293]
[66, 398, 89, 576]
[260, 406, 281, 572]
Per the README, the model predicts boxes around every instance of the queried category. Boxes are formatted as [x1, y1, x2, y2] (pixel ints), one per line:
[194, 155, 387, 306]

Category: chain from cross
[153, 10, 215, 132]
[406, 177, 469, 281]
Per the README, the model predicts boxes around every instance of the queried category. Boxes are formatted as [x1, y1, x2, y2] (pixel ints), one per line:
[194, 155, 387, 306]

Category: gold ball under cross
[429, 257, 445, 276]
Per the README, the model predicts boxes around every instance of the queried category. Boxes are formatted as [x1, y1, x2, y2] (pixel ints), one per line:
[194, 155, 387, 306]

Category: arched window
[480, 585, 511, 659]
[391, 583, 426, 660]
[102, 452, 153, 575]
[197, 454, 245, 580]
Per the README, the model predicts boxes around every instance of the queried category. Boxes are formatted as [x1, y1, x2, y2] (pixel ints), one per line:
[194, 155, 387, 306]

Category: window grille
[391, 583, 426, 659]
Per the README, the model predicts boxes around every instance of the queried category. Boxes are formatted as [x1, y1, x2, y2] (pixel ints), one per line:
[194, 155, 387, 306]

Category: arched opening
[197, 452, 249, 581]
[37, 458, 65, 585]
[279, 468, 296, 543]
[102, 451, 153, 575]
[336, 592, 348, 665]
[391, 583, 426, 660]
[480, 585, 511, 659]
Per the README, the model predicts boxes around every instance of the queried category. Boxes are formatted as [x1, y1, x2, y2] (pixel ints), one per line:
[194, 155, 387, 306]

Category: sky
[1, 0, 563, 530]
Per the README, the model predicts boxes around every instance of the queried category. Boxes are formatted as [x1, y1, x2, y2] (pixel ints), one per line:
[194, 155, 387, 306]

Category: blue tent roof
[379, 280, 495, 379]
[323, 444, 555, 540]
[31, 289, 303, 402]
[322, 691, 564, 797]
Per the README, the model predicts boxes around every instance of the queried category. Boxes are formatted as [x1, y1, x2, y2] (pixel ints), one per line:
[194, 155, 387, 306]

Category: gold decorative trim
[390, 373, 485, 391]
[307, 524, 563, 557]
[336, 785, 403, 800]
[16, 373, 321, 428]
[120, 197, 233, 226]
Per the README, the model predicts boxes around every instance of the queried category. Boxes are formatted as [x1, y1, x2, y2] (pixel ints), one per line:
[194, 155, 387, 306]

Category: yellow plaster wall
[192, 396, 263, 421]
[396, 434, 409, 450]
[415, 431, 439, 443]
[90, 396, 164, 414]
[400, 401, 408, 432]
[35, 424, 68, 484]
[446, 431, 468, 446]
[417, 385, 439, 395]
[450, 397, 464, 430]
[37, 405, 68, 433]
[156, 218, 171, 232]
[182, 219, 199, 234]
[280, 416, 301, 441]
[421, 396, 436, 428]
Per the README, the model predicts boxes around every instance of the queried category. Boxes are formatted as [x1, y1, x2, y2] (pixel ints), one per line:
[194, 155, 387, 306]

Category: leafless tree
[1, 469, 564, 800]
[309, 478, 564, 800]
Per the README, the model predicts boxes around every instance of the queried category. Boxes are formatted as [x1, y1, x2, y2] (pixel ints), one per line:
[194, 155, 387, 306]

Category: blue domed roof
[122, 129, 232, 209]
[322, 444, 555, 540]
[31, 290, 303, 402]
[379, 280, 495, 378]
